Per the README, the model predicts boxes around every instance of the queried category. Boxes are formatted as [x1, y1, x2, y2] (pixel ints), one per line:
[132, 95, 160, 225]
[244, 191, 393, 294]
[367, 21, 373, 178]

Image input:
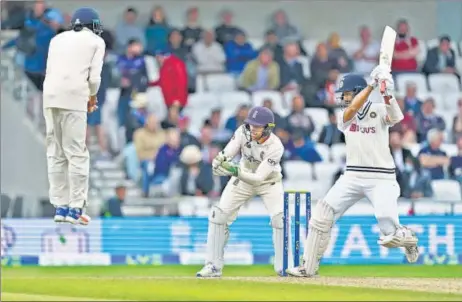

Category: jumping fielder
[287, 66, 419, 277]
[196, 106, 293, 277]
[43, 7, 105, 225]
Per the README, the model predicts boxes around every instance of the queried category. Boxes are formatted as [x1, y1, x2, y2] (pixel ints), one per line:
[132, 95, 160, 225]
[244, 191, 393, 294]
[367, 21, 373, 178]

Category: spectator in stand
[415, 98, 446, 143]
[204, 109, 232, 144]
[390, 131, 432, 199]
[214, 10, 242, 46]
[353, 26, 379, 75]
[114, 7, 145, 54]
[178, 115, 200, 148]
[199, 125, 221, 164]
[192, 29, 226, 73]
[1, 0, 27, 30]
[423, 35, 459, 77]
[452, 98, 462, 143]
[403, 82, 422, 115]
[449, 137, 462, 185]
[391, 97, 417, 146]
[179, 145, 215, 197]
[262, 99, 286, 129]
[315, 69, 340, 108]
[142, 128, 181, 196]
[168, 29, 188, 62]
[269, 10, 301, 44]
[224, 30, 257, 75]
[286, 95, 315, 139]
[391, 19, 419, 73]
[145, 6, 170, 55]
[260, 29, 283, 62]
[125, 93, 151, 144]
[101, 184, 126, 217]
[310, 43, 339, 90]
[318, 109, 345, 146]
[327, 32, 352, 73]
[418, 128, 449, 180]
[225, 104, 250, 132]
[240, 48, 280, 92]
[116, 39, 148, 130]
[127, 114, 166, 181]
[161, 105, 181, 129]
[278, 42, 305, 93]
[285, 130, 322, 180]
[149, 49, 188, 110]
[181, 7, 203, 50]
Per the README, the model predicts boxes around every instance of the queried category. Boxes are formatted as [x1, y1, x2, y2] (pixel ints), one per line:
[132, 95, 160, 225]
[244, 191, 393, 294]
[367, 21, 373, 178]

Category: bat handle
[380, 80, 386, 94]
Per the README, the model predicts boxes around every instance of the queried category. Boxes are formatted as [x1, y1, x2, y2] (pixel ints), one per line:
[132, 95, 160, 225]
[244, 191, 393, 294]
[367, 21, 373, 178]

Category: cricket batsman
[43, 7, 105, 225]
[286, 66, 419, 277]
[196, 106, 293, 277]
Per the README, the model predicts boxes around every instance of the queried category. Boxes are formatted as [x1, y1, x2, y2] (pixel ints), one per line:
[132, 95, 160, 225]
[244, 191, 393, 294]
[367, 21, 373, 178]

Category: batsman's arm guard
[88, 38, 105, 96]
[384, 97, 404, 126]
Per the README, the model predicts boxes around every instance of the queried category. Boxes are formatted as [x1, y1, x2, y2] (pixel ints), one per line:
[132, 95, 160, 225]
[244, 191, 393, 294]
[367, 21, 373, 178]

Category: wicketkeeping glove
[212, 151, 228, 169]
[220, 161, 240, 177]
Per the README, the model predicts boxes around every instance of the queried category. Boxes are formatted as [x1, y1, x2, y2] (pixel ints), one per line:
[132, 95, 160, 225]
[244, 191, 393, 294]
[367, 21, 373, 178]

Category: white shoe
[196, 263, 222, 278]
[285, 266, 311, 277]
[405, 245, 419, 263]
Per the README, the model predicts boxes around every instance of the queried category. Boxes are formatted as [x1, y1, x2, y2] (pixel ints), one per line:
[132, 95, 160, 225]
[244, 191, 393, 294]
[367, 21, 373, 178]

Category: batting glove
[369, 65, 391, 88]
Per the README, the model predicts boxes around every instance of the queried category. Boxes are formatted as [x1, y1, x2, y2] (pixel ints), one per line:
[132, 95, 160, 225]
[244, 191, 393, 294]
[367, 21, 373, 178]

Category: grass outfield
[2, 265, 462, 301]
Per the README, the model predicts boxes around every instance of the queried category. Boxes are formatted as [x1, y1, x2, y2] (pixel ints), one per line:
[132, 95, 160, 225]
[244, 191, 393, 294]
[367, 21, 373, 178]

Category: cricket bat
[379, 26, 397, 94]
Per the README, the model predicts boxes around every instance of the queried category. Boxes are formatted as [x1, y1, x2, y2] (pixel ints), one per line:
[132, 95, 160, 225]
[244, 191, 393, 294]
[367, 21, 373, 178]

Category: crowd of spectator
[1, 0, 461, 204]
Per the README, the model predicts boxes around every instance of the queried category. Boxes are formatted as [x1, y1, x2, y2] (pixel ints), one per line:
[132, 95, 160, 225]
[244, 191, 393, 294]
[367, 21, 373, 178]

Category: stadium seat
[315, 143, 331, 162]
[248, 38, 264, 50]
[442, 92, 462, 111]
[431, 180, 462, 202]
[144, 55, 159, 81]
[341, 39, 361, 56]
[252, 90, 288, 116]
[396, 73, 428, 94]
[304, 108, 329, 136]
[187, 93, 220, 110]
[297, 56, 311, 78]
[182, 107, 212, 133]
[440, 143, 458, 157]
[219, 91, 251, 109]
[419, 92, 444, 107]
[416, 40, 427, 65]
[330, 143, 346, 163]
[284, 160, 313, 180]
[195, 74, 206, 93]
[146, 87, 167, 121]
[302, 39, 318, 57]
[205, 74, 237, 92]
[428, 74, 460, 93]
[408, 143, 422, 157]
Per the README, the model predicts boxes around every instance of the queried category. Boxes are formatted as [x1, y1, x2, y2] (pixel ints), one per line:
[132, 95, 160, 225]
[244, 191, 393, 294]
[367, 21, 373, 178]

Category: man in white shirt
[192, 29, 226, 73]
[43, 7, 105, 225]
[196, 106, 292, 277]
[353, 26, 380, 75]
[287, 66, 419, 277]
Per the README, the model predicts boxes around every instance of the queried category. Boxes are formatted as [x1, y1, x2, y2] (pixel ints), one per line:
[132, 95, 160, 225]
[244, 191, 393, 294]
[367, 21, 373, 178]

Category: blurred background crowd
[1, 0, 461, 218]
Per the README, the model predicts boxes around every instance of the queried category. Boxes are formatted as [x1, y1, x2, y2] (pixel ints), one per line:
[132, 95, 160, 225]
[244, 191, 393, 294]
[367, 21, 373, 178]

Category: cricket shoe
[196, 263, 222, 278]
[65, 208, 91, 225]
[285, 266, 319, 278]
[405, 245, 419, 263]
[54, 206, 69, 222]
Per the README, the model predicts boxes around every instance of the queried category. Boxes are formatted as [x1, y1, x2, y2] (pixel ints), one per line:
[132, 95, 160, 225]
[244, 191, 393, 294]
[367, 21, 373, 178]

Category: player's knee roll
[270, 212, 284, 229]
[309, 200, 334, 233]
[208, 206, 228, 225]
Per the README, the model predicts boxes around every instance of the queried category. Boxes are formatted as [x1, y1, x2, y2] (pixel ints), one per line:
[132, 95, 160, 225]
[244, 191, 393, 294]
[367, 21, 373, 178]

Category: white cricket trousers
[324, 174, 401, 236]
[44, 108, 89, 209]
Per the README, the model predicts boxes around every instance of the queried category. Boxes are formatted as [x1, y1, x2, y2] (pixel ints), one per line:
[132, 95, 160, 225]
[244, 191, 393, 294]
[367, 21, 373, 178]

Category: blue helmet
[71, 7, 102, 35]
[243, 106, 275, 141]
[336, 74, 367, 106]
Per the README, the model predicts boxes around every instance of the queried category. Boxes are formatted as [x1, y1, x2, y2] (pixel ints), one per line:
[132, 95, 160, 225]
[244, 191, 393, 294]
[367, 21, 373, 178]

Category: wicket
[282, 191, 311, 276]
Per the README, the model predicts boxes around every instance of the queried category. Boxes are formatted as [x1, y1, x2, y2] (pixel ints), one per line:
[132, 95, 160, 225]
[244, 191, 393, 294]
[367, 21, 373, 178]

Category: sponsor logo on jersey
[349, 124, 376, 133]
[243, 154, 261, 164]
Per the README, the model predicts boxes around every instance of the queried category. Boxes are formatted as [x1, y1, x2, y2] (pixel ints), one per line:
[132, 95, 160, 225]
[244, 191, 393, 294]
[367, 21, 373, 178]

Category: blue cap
[45, 9, 64, 25]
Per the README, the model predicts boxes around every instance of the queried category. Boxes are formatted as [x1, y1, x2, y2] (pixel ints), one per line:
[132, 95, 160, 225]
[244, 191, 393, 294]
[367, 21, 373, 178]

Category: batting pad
[271, 213, 293, 273]
[303, 200, 334, 275]
[206, 206, 228, 269]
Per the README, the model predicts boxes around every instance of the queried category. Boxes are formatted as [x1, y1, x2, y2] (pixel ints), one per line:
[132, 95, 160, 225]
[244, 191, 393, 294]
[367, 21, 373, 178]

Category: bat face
[379, 26, 397, 68]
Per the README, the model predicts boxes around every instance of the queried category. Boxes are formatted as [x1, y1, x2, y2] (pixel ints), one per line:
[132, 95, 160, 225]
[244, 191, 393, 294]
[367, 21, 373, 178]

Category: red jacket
[392, 37, 418, 72]
[149, 55, 188, 107]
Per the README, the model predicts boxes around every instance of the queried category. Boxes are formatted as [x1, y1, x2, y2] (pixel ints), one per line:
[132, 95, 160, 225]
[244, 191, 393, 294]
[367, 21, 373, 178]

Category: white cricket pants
[218, 177, 284, 223]
[44, 108, 89, 209]
[324, 174, 401, 236]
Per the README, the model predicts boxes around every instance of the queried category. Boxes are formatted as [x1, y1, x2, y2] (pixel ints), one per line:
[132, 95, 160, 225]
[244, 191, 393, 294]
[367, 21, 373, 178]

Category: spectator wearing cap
[224, 30, 257, 75]
[101, 184, 126, 217]
[178, 145, 214, 196]
[145, 6, 170, 55]
[225, 104, 250, 132]
[114, 7, 146, 54]
[418, 128, 450, 180]
[214, 10, 243, 46]
[415, 98, 446, 143]
[260, 30, 284, 62]
[192, 29, 226, 73]
[116, 39, 148, 128]
[391, 19, 419, 73]
[181, 7, 203, 50]
[149, 49, 188, 109]
[423, 35, 459, 77]
[240, 48, 280, 92]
